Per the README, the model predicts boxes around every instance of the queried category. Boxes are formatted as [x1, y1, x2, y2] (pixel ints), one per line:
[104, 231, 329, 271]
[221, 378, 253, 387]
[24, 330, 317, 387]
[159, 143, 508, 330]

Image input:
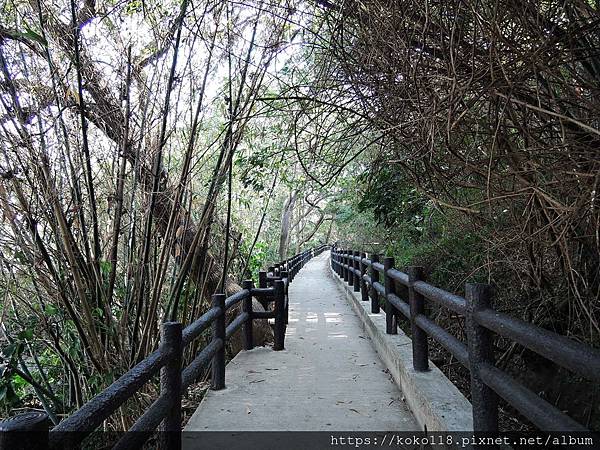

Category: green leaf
[125, 0, 143, 14]
[24, 27, 46, 45]
[45, 304, 59, 316]
[3, 25, 47, 46]
[17, 329, 33, 340]
[13, 250, 27, 263]
[99, 260, 112, 276]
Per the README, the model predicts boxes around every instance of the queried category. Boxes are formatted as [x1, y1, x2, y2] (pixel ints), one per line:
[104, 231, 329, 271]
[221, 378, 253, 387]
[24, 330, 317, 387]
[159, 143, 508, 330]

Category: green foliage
[3, 25, 47, 46]
[357, 167, 428, 230]
[124, 0, 143, 14]
[99, 260, 112, 277]
[236, 151, 271, 193]
[0, 339, 25, 410]
[386, 224, 488, 291]
[241, 241, 270, 282]
[331, 162, 490, 292]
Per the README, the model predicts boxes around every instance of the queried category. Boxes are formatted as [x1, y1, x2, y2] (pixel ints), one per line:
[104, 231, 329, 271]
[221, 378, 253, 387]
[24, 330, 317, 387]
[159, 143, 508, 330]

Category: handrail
[330, 247, 600, 433]
[0, 244, 329, 450]
[474, 308, 600, 382]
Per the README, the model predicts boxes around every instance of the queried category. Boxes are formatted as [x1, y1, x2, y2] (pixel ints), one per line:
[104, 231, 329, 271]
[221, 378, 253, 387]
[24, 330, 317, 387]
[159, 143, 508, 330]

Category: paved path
[183, 251, 416, 446]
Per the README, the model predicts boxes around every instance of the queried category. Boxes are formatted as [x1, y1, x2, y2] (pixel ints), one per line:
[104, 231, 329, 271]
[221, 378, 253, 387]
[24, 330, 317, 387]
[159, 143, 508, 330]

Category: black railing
[0, 244, 328, 450]
[330, 247, 600, 432]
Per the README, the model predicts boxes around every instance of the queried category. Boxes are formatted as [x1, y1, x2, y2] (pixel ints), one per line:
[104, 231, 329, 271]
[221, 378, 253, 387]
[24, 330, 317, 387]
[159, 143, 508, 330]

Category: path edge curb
[329, 264, 474, 433]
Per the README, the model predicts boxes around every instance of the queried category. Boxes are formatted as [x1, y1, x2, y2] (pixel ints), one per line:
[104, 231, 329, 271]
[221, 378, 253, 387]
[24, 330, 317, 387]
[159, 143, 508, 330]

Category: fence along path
[0, 246, 327, 450]
[331, 247, 600, 433]
[5, 243, 597, 448]
[182, 251, 416, 445]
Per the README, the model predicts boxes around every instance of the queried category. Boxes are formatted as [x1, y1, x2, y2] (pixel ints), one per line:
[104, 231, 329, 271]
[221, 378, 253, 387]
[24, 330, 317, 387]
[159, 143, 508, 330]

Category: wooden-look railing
[0, 244, 328, 450]
[330, 248, 600, 433]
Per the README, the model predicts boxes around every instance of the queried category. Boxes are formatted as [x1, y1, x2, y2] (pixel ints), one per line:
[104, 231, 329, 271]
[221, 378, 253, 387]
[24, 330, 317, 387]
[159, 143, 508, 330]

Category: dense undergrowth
[332, 165, 599, 431]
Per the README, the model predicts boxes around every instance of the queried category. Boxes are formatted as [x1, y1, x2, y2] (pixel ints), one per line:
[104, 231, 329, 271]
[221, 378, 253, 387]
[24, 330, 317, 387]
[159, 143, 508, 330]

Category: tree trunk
[278, 191, 297, 260]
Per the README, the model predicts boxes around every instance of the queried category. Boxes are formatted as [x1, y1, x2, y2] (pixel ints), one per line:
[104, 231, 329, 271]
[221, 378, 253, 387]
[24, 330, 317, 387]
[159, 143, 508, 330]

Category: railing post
[407, 267, 429, 372]
[273, 280, 286, 351]
[0, 411, 49, 450]
[334, 249, 338, 274]
[346, 251, 351, 281]
[242, 280, 254, 350]
[370, 254, 380, 313]
[259, 270, 267, 288]
[160, 322, 182, 450]
[267, 266, 275, 287]
[211, 293, 226, 390]
[383, 257, 397, 334]
[332, 249, 338, 274]
[465, 283, 498, 432]
[257, 270, 268, 309]
[342, 250, 350, 283]
[360, 252, 368, 301]
[352, 251, 360, 292]
[348, 251, 355, 288]
[289, 257, 294, 280]
[280, 270, 289, 325]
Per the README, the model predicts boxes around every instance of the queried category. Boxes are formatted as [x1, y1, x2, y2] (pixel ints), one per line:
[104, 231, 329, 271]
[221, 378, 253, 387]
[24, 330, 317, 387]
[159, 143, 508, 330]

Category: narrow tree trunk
[278, 191, 297, 260]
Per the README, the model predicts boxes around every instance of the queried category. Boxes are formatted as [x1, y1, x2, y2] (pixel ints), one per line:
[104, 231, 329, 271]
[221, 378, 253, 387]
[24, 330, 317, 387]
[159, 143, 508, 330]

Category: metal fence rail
[0, 245, 328, 450]
[330, 247, 600, 433]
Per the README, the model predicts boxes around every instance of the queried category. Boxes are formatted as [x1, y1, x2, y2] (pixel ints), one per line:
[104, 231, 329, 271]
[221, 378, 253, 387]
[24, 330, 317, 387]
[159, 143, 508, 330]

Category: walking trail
[183, 251, 416, 446]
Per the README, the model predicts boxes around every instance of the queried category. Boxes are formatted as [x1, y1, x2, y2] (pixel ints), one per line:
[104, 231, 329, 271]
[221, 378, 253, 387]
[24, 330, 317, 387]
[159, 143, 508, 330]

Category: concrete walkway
[183, 251, 417, 444]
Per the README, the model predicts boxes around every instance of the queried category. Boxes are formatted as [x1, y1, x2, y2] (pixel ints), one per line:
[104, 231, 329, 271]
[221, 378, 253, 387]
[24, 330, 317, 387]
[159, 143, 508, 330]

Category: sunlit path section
[183, 251, 416, 445]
